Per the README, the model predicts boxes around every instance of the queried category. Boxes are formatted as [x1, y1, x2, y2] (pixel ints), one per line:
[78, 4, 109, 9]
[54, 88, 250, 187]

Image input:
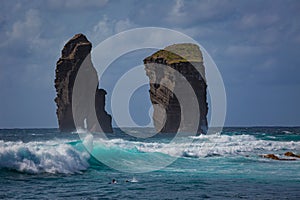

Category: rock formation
[261, 152, 299, 161]
[54, 33, 113, 133]
[284, 151, 300, 158]
[144, 43, 208, 134]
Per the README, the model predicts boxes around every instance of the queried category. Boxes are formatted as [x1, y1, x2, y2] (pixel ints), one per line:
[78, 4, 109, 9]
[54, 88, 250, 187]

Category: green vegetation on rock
[145, 43, 203, 64]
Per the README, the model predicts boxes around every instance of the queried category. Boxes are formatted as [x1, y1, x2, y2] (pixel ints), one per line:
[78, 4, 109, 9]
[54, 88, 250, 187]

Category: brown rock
[261, 154, 296, 161]
[144, 43, 208, 134]
[262, 154, 280, 160]
[284, 151, 300, 158]
[54, 34, 113, 133]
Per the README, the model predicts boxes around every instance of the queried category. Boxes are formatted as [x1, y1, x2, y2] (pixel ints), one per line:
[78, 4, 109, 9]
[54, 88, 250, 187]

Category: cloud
[1, 8, 55, 55]
[10, 9, 41, 39]
[237, 13, 279, 30]
[0, 6, 59, 93]
[88, 15, 136, 44]
[167, 0, 185, 23]
[45, 0, 108, 10]
[115, 18, 136, 33]
[225, 45, 272, 57]
[165, 0, 234, 26]
[91, 15, 113, 40]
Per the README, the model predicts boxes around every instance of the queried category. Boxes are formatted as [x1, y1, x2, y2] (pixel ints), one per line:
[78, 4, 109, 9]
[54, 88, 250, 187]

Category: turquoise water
[0, 128, 299, 199]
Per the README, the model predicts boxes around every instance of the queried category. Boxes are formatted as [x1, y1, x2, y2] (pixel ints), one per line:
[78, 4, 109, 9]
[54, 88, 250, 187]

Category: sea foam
[0, 140, 90, 174]
[1, 133, 299, 174]
[91, 134, 300, 159]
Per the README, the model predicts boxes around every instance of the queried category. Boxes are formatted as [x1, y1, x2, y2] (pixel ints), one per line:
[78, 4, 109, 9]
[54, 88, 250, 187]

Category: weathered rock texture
[54, 34, 112, 132]
[144, 43, 208, 134]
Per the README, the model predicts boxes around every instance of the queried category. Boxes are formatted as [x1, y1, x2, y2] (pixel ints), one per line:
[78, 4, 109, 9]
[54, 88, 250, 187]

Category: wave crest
[0, 140, 89, 174]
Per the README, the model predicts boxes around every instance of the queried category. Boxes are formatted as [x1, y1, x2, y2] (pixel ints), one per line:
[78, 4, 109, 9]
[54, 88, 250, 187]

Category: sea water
[0, 127, 299, 199]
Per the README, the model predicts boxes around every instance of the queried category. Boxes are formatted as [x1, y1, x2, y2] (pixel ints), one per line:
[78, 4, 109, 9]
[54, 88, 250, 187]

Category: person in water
[109, 179, 117, 184]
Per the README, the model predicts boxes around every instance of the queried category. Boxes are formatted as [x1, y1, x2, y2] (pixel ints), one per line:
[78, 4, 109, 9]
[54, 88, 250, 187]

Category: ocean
[0, 127, 299, 199]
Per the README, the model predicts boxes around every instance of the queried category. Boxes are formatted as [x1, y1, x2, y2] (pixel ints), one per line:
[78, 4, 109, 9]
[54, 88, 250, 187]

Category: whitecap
[0, 140, 90, 174]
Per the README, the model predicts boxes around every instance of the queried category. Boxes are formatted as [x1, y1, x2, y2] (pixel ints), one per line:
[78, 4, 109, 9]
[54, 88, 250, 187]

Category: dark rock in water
[54, 33, 112, 133]
[262, 154, 281, 160]
[261, 154, 296, 161]
[144, 43, 208, 134]
[284, 151, 300, 158]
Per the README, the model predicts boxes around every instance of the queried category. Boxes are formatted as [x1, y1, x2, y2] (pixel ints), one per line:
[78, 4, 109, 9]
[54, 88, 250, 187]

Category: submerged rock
[54, 34, 112, 133]
[144, 43, 208, 134]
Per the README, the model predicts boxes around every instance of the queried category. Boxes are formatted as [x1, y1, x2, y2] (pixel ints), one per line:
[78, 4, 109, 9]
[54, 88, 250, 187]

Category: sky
[0, 0, 300, 128]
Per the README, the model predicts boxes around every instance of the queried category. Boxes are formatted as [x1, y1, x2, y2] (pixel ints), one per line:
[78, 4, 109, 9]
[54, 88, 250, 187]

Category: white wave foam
[130, 177, 138, 182]
[283, 130, 292, 134]
[5, 133, 296, 174]
[0, 140, 90, 174]
[92, 134, 300, 158]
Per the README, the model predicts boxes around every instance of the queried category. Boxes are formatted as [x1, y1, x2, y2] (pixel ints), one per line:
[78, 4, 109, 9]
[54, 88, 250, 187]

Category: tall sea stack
[54, 34, 113, 133]
[144, 43, 208, 134]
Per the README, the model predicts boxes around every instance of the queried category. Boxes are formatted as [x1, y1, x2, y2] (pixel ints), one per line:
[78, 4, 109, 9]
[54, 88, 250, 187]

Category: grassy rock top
[144, 43, 203, 64]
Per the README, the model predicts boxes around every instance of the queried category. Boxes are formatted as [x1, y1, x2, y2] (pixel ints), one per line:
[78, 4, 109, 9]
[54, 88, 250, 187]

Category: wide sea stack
[144, 43, 208, 134]
[54, 34, 112, 133]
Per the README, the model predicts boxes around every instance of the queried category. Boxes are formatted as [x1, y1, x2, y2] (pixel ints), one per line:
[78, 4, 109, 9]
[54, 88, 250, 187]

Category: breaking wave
[1, 133, 299, 174]
[91, 134, 300, 158]
[0, 140, 90, 174]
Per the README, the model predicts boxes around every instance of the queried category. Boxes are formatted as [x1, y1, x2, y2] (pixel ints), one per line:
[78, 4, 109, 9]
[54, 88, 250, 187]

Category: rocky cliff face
[54, 34, 112, 133]
[144, 43, 208, 134]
